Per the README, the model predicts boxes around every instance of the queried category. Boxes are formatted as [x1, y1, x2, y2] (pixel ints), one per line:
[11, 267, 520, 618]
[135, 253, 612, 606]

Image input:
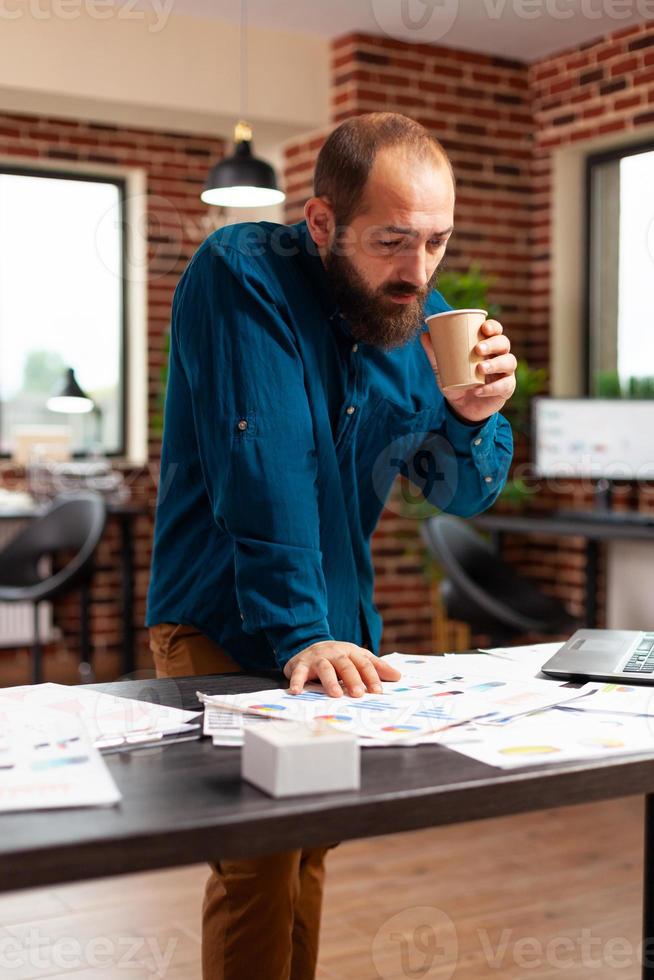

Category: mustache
[382, 284, 426, 298]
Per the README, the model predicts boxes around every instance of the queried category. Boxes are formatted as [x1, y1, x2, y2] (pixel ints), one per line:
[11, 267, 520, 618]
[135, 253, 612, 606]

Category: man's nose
[395, 248, 430, 289]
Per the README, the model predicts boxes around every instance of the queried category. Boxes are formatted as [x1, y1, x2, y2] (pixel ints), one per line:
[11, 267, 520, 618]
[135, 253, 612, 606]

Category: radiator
[0, 602, 53, 647]
[0, 518, 54, 647]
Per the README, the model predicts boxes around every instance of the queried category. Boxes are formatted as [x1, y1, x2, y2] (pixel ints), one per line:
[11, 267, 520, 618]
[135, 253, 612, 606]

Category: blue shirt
[146, 220, 513, 671]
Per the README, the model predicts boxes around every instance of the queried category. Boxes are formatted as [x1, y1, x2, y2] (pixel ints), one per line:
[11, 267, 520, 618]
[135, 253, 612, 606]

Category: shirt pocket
[379, 397, 436, 438]
[360, 399, 440, 510]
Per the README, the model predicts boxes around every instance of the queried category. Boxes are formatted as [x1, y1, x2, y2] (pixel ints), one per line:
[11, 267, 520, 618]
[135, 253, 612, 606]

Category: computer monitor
[533, 398, 654, 481]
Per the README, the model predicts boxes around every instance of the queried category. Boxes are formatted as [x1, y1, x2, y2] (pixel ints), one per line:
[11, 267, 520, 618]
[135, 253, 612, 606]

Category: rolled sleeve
[408, 402, 513, 517]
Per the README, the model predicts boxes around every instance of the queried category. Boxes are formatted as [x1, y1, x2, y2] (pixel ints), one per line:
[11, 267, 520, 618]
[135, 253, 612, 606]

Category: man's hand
[420, 319, 517, 423]
[283, 640, 402, 697]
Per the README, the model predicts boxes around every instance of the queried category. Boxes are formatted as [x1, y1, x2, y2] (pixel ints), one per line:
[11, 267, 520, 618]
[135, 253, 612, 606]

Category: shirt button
[237, 419, 248, 431]
[484, 475, 493, 483]
[473, 438, 482, 446]
[346, 405, 356, 416]
[351, 343, 359, 353]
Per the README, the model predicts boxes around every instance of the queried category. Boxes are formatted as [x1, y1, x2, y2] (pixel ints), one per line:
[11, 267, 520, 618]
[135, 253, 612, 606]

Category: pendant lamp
[46, 367, 94, 415]
[201, 0, 285, 208]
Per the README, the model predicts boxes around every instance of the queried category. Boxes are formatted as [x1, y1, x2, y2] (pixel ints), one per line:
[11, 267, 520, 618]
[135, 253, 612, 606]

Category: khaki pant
[149, 623, 330, 980]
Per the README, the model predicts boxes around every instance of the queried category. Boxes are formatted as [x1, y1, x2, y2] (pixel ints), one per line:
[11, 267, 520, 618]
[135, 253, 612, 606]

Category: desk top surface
[3, 667, 654, 893]
[0, 500, 148, 520]
[473, 512, 654, 540]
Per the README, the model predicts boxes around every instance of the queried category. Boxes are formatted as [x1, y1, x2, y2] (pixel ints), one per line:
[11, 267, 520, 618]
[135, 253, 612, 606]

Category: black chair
[420, 514, 578, 646]
[0, 492, 106, 684]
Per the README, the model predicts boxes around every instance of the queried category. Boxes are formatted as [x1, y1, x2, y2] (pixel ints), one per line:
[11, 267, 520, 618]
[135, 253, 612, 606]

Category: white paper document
[383, 644, 564, 681]
[0, 705, 121, 812]
[442, 705, 654, 769]
[198, 664, 588, 745]
[557, 682, 654, 718]
[0, 682, 200, 748]
[198, 688, 496, 743]
[203, 706, 273, 746]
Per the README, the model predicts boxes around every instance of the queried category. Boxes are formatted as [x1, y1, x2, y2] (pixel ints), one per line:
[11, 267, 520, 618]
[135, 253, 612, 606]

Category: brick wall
[283, 23, 654, 653]
[515, 20, 654, 623]
[0, 113, 225, 683]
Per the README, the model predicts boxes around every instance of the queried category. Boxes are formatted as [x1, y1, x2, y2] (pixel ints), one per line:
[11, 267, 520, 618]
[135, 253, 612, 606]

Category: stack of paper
[197, 657, 589, 748]
[0, 683, 201, 750]
[199, 644, 654, 769]
[383, 647, 654, 769]
[0, 702, 121, 813]
[203, 706, 273, 746]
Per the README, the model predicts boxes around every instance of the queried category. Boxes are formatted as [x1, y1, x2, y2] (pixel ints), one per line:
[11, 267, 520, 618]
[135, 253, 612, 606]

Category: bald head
[313, 112, 455, 225]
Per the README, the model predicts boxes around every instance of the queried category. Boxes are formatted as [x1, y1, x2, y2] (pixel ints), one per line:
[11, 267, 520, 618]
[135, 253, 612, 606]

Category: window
[585, 141, 654, 398]
[0, 168, 126, 457]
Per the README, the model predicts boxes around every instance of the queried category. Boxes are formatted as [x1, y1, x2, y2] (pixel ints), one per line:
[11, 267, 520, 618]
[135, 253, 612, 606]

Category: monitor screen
[533, 398, 654, 479]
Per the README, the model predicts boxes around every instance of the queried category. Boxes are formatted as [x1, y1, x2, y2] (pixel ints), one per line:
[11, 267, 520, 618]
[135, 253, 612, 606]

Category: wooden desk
[2, 669, 654, 977]
[473, 512, 654, 628]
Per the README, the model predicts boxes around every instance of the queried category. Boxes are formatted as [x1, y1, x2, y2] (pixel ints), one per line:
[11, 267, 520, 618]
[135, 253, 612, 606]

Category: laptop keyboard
[623, 634, 654, 673]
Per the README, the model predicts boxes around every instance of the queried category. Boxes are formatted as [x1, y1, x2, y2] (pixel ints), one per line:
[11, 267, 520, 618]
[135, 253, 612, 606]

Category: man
[146, 112, 515, 979]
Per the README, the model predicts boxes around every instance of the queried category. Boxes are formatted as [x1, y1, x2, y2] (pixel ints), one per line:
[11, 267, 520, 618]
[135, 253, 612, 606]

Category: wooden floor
[0, 795, 644, 979]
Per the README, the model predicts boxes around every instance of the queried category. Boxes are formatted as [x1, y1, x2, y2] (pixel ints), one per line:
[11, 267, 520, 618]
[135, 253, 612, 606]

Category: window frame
[583, 136, 654, 397]
[0, 164, 129, 459]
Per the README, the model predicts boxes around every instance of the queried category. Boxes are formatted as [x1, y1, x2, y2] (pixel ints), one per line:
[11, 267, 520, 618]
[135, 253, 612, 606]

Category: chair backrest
[420, 514, 574, 635]
[0, 492, 107, 600]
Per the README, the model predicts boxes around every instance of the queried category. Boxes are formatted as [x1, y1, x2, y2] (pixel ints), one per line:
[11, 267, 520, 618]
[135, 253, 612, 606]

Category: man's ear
[304, 197, 335, 250]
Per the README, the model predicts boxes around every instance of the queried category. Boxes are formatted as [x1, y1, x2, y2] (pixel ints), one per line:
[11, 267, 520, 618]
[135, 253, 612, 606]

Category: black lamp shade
[46, 368, 94, 415]
[201, 140, 285, 208]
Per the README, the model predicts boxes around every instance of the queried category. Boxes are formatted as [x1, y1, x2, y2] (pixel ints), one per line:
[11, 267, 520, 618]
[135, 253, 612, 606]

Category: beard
[324, 244, 439, 351]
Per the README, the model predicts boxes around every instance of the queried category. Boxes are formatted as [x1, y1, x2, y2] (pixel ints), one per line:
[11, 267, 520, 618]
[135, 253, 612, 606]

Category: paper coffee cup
[424, 308, 488, 389]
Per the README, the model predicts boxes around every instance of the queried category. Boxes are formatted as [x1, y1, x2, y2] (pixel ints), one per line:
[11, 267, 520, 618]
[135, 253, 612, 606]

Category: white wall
[0, 7, 330, 152]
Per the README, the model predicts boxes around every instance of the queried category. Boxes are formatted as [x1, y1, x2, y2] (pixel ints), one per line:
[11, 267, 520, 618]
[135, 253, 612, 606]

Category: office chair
[0, 492, 107, 684]
[420, 514, 578, 646]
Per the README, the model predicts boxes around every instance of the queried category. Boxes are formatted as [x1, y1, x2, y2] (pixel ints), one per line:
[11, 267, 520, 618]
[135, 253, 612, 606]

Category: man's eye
[429, 239, 446, 248]
[379, 239, 403, 248]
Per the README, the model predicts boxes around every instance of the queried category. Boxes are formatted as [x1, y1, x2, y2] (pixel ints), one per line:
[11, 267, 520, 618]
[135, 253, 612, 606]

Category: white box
[242, 721, 360, 798]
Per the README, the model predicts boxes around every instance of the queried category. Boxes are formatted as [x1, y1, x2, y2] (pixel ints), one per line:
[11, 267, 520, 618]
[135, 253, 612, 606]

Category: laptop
[542, 629, 654, 685]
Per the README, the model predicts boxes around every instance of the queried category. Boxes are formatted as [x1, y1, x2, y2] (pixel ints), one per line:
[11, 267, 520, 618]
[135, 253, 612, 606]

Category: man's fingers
[374, 657, 402, 681]
[474, 377, 516, 399]
[333, 655, 366, 697]
[288, 660, 310, 695]
[481, 319, 503, 335]
[476, 335, 510, 357]
[316, 659, 344, 698]
[477, 353, 516, 379]
[350, 652, 384, 694]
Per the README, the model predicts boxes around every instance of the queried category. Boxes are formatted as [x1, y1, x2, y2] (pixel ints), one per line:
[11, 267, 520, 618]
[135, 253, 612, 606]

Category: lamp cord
[240, 0, 247, 121]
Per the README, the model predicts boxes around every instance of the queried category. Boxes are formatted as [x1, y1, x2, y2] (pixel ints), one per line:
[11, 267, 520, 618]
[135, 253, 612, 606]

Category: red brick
[550, 77, 575, 95]
[331, 53, 353, 71]
[612, 23, 645, 43]
[615, 94, 642, 111]
[331, 33, 363, 53]
[597, 43, 626, 63]
[598, 119, 627, 135]
[433, 63, 465, 79]
[533, 64, 559, 83]
[610, 56, 640, 77]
